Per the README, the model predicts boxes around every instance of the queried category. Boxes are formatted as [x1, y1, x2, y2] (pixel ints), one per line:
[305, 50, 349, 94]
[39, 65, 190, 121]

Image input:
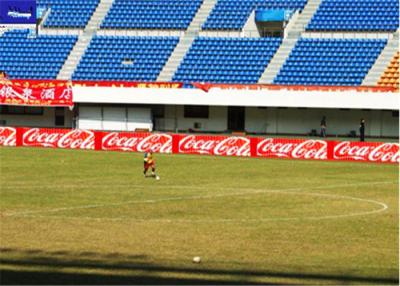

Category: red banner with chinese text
[0, 80, 73, 107]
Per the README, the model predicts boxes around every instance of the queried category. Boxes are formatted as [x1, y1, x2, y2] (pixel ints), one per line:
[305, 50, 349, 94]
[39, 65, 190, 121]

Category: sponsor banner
[22, 128, 94, 149]
[179, 135, 250, 157]
[101, 132, 172, 153]
[2, 127, 398, 164]
[0, 79, 73, 107]
[0, 126, 16, 146]
[256, 138, 328, 160]
[333, 141, 400, 164]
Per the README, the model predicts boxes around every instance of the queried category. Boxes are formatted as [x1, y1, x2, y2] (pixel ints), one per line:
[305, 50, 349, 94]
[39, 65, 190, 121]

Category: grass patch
[0, 147, 398, 284]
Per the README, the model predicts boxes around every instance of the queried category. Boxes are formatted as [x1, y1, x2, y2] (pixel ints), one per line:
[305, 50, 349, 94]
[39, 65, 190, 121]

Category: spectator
[359, 118, 365, 142]
[320, 116, 327, 138]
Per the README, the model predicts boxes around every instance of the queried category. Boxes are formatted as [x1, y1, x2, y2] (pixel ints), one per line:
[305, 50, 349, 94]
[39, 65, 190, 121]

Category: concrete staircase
[156, 0, 218, 82]
[362, 32, 399, 86]
[258, 38, 298, 84]
[57, 32, 93, 80]
[57, 0, 113, 80]
[85, 0, 114, 32]
[286, 0, 322, 38]
[242, 10, 258, 37]
[258, 0, 322, 83]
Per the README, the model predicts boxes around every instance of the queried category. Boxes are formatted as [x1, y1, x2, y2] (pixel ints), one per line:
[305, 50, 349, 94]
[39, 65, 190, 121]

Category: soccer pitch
[0, 147, 398, 285]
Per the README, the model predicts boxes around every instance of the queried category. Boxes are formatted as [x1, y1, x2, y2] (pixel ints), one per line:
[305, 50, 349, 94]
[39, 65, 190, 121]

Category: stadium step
[57, 33, 92, 80]
[258, 38, 298, 84]
[84, 0, 113, 32]
[286, 0, 322, 37]
[242, 10, 259, 37]
[157, 0, 218, 82]
[57, 0, 114, 80]
[362, 30, 400, 86]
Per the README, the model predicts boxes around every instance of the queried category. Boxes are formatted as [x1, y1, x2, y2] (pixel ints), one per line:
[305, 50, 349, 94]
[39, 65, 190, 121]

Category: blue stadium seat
[173, 37, 282, 84]
[101, 0, 203, 30]
[0, 30, 77, 79]
[273, 38, 387, 86]
[203, 0, 307, 30]
[72, 36, 179, 81]
[306, 0, 399, 32]
[37, 0, 100, 28]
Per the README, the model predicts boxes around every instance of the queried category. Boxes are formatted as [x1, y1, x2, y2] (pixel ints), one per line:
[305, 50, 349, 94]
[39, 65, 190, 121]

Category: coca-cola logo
[23, 128, 94, 149]
[257, 138, 327, 160]
[334, 141, 400, 163]
[179, 135, 250, 156]
[0, 127, 16, 146]
[102, 132, 172, 153]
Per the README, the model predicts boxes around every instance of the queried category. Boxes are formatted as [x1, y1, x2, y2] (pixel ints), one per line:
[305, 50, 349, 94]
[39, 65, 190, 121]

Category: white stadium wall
[73, 85, 398, 110]
[77, 105, 153, 131]
[163, 105, 227, 132]
[1, 86, 399, 138]
[159, 106, 398, 137]
[244, 107, 399, 137]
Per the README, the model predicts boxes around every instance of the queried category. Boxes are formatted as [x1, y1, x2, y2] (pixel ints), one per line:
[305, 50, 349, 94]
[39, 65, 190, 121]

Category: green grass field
[0, 147, 398, 285]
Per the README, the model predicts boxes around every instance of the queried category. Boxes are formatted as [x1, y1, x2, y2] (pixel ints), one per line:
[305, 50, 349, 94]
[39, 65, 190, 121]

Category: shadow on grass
[0, 248, 398, 285]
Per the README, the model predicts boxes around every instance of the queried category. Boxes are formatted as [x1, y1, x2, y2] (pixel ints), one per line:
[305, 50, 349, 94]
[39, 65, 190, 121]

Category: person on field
[359, 118, 365, 142]
[143, 151, 156, 177]
[320, 116, 327, 138]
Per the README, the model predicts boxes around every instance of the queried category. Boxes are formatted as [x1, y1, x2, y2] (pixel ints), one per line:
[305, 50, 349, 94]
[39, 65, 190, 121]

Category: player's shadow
[0, 248, 398, 285]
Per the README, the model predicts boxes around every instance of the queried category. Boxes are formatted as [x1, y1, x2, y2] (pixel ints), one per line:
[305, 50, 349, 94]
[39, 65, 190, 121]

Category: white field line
[3, 181, 393, 222]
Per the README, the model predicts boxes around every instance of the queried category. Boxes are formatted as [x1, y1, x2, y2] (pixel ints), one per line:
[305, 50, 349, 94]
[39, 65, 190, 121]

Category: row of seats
[32, 0, 398, 32]
[72, 36, 179, 81]
[0, 30, 77, 79]
[307, 0, 399, 31]
[101, 0, 202, 29]
[273, 38, 387, 86]
[0, 29, 394, 87]
[173, 37, 282, 84]
[378, 52, 399, 88]
[37, 0, 99, 28]
[203, 0, 307, 30]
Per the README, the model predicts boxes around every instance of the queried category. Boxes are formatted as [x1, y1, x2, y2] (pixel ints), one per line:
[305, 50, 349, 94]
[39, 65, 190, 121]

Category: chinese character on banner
[60, 86, 72, 100]
[40, 88, 55, 100]
[22, 88, 35, 100]
[0, 86, 15, 98]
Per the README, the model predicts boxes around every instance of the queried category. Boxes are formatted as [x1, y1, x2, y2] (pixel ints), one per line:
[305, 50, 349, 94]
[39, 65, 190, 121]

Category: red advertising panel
[0, 126, 16, 147]
[22, 128, 94, 150]
[0, 80, 73, 107]
[101, 132, 172, 153]
[178, 135, 250, 157]
[2, 127, 398, 164]
[334, 141, 399, 164]
[256, 138, 328, 160]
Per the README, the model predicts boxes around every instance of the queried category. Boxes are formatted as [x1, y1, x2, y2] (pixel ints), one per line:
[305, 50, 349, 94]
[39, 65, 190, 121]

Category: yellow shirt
[144, 153, 153, 163]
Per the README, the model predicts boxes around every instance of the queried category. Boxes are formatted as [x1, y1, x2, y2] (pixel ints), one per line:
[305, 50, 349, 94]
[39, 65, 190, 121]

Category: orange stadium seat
[378, 51, 399, 89]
